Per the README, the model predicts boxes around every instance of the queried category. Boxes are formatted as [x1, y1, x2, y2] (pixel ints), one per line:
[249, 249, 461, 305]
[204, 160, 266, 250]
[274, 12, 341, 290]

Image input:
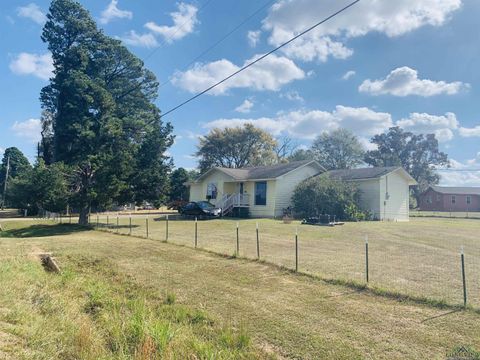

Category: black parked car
[179, 201, 222, 218]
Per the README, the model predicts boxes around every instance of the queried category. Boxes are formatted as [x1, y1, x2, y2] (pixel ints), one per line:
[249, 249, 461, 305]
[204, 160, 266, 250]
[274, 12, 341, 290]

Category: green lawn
[88, 215, 480, 308]
[1, 220, 480, 359]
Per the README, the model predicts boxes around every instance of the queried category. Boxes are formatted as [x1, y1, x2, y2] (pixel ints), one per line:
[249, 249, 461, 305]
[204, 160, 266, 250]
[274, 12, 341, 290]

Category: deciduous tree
[310, 129, 365, 170]
[364, 127, 449, 204]
[196, 124, 277, 173]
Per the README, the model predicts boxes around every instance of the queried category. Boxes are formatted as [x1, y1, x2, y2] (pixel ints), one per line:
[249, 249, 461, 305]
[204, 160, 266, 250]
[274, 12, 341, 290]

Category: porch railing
[220, 193, 250, 216]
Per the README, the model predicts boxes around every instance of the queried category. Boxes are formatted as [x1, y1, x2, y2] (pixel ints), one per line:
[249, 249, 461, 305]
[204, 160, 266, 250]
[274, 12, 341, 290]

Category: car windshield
[197, 201, 215, 210]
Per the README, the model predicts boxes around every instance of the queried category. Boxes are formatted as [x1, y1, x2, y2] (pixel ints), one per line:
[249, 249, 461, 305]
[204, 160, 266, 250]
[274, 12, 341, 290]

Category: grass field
[1, 220, 480, 359]
[85, 215, 480, 308]
[410, 210, 480, 219]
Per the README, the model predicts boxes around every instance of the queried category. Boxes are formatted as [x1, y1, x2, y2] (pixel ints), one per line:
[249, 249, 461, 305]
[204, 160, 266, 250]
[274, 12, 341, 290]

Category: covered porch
[219, 181, 250, 215]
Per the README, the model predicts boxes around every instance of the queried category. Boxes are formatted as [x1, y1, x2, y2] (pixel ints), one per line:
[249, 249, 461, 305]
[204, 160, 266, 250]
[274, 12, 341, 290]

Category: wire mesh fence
[49, 213, 480, 309]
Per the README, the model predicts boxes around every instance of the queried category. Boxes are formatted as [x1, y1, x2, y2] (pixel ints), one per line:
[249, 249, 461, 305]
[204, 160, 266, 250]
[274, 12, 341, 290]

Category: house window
[467, 196, 471, 205]
[206, 183, 217, 200]
[451, 195, 456, 204]
[255, 182, 267, 206]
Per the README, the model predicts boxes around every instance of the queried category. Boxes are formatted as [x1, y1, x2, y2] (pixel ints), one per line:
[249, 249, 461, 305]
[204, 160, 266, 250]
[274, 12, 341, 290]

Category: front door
[239, 182, 244, 194]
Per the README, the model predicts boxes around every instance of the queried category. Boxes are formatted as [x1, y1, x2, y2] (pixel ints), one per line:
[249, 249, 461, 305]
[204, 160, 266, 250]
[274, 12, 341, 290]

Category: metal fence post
[166, 215, 169, 241]
[461, 246, 467, 307]
[256, 222, 260, 259]
[146, 217, 149, 238]
[365, 235, 369, 283]
[129, 216, 132, 235]
[195, 217, 198, 248]
[295, 226, 298, 272]
[236, 222, 239, 255]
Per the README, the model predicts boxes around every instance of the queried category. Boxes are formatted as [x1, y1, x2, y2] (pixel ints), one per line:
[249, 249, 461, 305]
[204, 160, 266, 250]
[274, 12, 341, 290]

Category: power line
[161, 0, 361, 118]
[437, 168, 480, 172]
[158, 0, 276, 88]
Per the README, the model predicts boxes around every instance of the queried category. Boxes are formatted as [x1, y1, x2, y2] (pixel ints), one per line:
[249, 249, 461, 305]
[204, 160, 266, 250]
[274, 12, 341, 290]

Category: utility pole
[1, 155, 10, 210]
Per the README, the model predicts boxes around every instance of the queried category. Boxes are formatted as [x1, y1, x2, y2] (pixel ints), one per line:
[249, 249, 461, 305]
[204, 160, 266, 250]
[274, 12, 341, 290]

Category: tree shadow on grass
[0, 224, 89, 238]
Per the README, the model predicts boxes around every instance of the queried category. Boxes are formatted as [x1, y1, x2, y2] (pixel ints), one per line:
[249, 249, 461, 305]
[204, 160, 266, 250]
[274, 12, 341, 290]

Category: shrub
[292, 174, 366, 221]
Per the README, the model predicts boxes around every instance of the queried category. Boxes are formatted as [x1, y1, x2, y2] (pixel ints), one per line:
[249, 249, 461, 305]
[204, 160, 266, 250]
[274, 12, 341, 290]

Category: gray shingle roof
[204, 160, 321, 181]
[326, 166, 402, 181]
[431, 186, 480, 195]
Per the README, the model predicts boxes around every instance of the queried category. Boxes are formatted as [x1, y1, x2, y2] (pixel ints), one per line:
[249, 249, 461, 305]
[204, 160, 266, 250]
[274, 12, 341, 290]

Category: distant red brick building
[419, 186, 480, 212]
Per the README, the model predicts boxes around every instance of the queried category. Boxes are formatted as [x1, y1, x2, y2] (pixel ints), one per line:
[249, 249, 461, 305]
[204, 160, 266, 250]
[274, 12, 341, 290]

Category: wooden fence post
[129, 216, 132, 235]
[116, 216, 119, 233]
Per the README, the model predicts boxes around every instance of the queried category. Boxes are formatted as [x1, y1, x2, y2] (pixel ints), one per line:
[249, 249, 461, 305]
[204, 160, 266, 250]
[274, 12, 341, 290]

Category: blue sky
[1, 0, 480, 185]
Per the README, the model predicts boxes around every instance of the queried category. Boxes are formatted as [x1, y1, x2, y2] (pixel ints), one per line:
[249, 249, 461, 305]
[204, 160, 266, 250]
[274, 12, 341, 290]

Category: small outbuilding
[325, 167, 417, 221]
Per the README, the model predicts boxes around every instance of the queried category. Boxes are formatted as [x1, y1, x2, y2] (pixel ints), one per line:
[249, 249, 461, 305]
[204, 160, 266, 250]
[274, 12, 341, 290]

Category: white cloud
[172, 54, 305, 95]
[280, 90, 304, 102]
[203, 105, 392, 140]
[459, 126, 480, 138]
[439, 155, 480, 186]
[145, 3, 198, 43]
[235, 99, 254, 113]
[342, 70, 356, 80]
[396, 112, 458, 141]
[0, 147, 4, 157]
[100, 0, 132, 24]
[247, 30, 261, 47]
[11, 118, 41, 143]
[185, 130, 202, 140]
[9, 52, 53, 80]
[17, 3, 46, 25]
[262, 0, 462, 62]
[120, 30, 158, 48]
[359, 67, 469, 97]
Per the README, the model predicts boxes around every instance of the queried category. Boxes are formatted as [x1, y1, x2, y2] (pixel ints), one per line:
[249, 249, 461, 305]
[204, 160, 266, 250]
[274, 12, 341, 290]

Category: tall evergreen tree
[40, 0, 173, 224]
[1, 147, 31, 207]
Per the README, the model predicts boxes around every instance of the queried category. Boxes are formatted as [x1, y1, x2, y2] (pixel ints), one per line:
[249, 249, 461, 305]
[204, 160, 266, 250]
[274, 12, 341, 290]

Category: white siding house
[188, 161, 324, 218]
[188, 162, 416, 221]
[327, 167, 417, 221]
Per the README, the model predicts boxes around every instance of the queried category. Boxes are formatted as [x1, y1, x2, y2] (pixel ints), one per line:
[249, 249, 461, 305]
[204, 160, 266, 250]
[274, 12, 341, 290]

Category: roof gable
[326, 166, 417, 184]
[194, 160, 324, 182]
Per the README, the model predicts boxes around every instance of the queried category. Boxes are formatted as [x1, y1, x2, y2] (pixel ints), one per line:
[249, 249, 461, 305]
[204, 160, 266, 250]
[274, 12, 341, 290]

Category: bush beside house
[292, 174, 370, 221]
